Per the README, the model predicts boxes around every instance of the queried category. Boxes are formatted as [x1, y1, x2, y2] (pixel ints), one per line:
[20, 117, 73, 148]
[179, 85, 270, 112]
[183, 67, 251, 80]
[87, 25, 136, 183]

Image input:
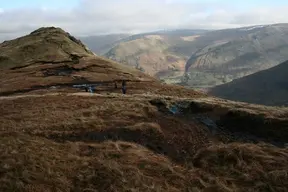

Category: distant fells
[82, 24, 288, 91]
[184, 24, 288, 88]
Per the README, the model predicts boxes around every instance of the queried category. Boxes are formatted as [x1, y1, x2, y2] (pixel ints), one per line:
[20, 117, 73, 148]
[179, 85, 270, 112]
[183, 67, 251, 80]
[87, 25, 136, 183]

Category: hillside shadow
[36, 127, 183, 163]
[149, 98, 288, 147]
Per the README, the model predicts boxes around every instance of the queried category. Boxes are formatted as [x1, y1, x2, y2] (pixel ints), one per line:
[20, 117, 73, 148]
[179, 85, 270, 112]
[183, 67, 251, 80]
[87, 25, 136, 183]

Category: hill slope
[209, 60, 288, 106]
[0, 27, 95, 70]
[1, 93, 288, 191]
[184, 24, 288, 88]
[103, 24, 288, 88]
[104, 30, 208, 82]
[1, 27, 288, 192]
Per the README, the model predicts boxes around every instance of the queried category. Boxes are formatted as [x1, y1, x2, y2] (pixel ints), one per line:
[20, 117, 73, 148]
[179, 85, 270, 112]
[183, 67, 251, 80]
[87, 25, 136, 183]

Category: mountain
[184, 23, 288, 88]
[103, 24, 288, 89]
[209, 60, 288, 106]
[1, 27, 288, 192]
[79, 34, 130, 55]
[104, 29, 209, 82]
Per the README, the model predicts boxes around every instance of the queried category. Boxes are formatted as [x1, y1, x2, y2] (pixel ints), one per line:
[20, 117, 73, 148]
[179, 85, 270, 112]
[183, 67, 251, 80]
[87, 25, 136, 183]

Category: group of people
[84, 80, 127, 94]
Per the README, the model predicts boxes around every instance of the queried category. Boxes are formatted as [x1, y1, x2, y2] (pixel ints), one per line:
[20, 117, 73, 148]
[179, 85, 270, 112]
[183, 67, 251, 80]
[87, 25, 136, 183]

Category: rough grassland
[1, 93, 288, 192]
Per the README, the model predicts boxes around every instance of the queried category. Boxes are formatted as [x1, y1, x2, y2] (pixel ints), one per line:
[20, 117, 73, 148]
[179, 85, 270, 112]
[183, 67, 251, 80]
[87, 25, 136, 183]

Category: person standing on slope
[122, 80, 127, 94]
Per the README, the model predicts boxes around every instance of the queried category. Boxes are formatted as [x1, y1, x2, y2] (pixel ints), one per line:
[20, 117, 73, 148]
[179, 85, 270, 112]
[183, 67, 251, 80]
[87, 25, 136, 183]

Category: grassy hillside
[1, 93, 288, 191]
[0, 27, 95, 70]
[105, 35, 186, 78]
[209, 60, 288, 106]
[104, 30, 209, 81]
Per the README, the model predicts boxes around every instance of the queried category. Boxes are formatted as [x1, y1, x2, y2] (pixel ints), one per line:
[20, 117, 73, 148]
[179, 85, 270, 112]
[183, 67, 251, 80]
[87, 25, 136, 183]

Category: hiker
[114, 82, 117, 89]
[122, 80, 127, 94]
[85, 86, 88, 92]
[88, 86, 92, 93]
[90, 85, 96, 93]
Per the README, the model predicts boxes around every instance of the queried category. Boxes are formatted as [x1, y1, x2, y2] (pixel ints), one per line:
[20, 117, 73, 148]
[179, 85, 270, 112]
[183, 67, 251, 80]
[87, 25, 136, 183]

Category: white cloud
[0, 0, 288, 40]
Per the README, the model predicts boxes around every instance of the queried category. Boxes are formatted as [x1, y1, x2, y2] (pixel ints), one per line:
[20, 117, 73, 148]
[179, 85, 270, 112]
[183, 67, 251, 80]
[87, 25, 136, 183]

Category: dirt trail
[0, 92, 193, 101]
[0, 93, 60, 100]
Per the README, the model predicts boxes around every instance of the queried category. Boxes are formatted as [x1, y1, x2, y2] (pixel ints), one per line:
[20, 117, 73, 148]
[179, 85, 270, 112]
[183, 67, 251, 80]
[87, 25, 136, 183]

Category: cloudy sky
[0, 0, 288, 40]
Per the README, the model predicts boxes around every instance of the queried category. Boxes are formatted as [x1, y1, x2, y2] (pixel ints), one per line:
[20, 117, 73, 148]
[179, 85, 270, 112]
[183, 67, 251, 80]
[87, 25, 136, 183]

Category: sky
[0, 0, 288, 39]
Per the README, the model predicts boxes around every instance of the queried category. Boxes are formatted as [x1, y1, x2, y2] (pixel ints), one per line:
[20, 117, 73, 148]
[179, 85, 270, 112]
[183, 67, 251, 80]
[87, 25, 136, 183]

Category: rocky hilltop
[0, 27, 288, 192]
[0, 27, 95, 70]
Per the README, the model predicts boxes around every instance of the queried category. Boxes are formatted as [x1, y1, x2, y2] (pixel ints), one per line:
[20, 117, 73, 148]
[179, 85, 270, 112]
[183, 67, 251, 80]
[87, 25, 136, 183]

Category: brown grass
[1, 94, 288, 191]
[0, 95, 211, 163]
[1, 132, 287, 192]
[0, 27, 94, 69]
[0, 56, 203, 99]
[193, 143, 288, 191]
[171, 97, 288, 143]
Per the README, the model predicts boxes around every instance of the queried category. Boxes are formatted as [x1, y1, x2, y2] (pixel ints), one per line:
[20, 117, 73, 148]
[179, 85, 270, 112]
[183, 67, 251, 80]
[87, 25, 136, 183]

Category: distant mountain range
[79, 24, 288, 90]
[209, 60, 288, 106]
[184, 24, 288, 88]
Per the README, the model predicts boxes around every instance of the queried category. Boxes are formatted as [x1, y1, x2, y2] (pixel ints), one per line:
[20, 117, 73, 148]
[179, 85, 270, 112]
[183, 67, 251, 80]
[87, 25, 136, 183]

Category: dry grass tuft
[193, 143, 288, 191]
[1, 133, 288, 192]
[0, 133, 197, 192]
